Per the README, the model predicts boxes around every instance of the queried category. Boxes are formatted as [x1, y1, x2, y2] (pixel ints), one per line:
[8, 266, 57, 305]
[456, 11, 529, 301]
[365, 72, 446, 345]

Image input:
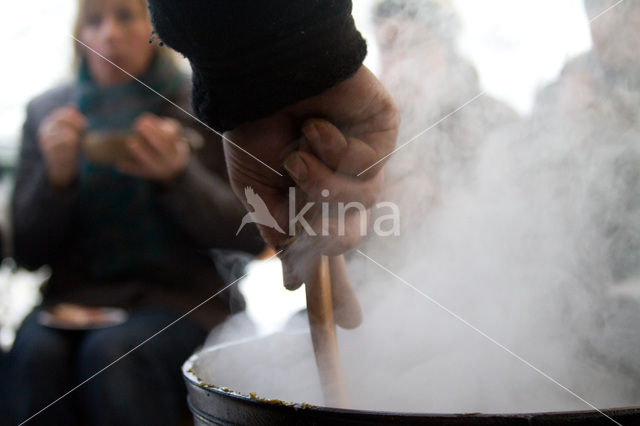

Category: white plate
[38, 305, 128, 330]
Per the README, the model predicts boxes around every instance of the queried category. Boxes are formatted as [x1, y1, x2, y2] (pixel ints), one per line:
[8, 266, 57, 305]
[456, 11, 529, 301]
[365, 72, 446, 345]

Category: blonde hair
[72, 0, 157, 69]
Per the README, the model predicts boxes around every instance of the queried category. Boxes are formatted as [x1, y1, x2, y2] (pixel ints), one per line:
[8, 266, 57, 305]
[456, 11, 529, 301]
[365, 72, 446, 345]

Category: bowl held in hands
[82, 131, 135, 166]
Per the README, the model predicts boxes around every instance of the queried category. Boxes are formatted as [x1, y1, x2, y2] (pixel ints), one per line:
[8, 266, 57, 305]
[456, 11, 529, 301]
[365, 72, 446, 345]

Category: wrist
[158, 154, 190, 184]
[46, 166, 77, 189]
[161, 139, 191, 183]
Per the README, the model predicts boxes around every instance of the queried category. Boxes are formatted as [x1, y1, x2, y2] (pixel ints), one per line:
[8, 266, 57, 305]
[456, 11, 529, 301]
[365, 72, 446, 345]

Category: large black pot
[182, 333, 640, 425]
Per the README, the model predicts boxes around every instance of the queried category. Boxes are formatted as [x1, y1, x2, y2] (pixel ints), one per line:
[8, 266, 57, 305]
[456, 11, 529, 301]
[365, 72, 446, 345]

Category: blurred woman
[5, 0, 263, 424]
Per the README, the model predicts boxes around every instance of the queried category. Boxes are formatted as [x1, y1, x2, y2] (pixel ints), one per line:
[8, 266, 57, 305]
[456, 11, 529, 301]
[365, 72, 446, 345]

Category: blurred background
[0, 0, 593, 349]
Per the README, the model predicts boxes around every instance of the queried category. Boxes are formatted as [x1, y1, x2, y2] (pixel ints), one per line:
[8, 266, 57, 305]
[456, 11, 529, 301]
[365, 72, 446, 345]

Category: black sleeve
[11, 99, 79, 270]
[148, 0, 367, 131]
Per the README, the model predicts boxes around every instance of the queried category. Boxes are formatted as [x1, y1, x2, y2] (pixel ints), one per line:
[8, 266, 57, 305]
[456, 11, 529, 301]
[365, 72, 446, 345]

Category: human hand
[117, 113, 190, 182]
[38, 106, 87, 188]
[223, 66, 399, 286]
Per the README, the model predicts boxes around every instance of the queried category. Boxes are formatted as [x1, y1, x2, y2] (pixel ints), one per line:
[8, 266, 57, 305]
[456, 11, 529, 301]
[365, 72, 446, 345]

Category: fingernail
[302, 122, 321, 145]
[284, 153, 308, 181]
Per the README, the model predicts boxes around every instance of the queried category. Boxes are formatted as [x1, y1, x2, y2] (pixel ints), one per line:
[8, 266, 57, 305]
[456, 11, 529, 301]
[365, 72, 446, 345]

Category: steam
[193, 0, 640, 414]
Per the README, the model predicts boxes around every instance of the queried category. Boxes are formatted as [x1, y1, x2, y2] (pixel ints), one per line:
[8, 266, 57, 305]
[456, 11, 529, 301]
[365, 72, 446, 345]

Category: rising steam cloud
[193, 0, 640, 414]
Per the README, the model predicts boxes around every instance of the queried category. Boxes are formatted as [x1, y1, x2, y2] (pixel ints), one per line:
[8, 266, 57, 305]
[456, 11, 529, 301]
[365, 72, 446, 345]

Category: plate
[38, 303, 128, 330]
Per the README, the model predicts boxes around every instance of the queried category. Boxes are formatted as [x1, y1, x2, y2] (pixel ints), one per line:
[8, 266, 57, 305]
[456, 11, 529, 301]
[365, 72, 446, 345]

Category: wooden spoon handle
[306, 255, 350, 408]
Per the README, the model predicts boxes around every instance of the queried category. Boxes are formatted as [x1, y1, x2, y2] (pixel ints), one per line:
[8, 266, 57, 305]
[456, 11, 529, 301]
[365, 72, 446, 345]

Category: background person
[5, 0, 263, 424]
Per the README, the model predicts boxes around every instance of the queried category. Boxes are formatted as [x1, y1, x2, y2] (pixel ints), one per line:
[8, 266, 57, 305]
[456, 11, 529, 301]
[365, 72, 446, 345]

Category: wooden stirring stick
[293, 136, 362, 327]
[305, 255, 350, 408]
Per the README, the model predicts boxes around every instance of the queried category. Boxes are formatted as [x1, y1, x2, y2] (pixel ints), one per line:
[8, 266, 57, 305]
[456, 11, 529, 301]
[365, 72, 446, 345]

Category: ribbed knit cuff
[148, 0, 367, 131]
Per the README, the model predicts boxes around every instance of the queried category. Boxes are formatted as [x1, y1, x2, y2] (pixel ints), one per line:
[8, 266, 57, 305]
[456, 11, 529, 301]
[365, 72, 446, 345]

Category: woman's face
[79, 0, 155, 86]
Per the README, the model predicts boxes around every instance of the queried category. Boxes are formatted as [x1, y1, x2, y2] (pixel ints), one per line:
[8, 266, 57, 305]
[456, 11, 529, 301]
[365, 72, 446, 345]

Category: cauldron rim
[182, 333, 640, 422]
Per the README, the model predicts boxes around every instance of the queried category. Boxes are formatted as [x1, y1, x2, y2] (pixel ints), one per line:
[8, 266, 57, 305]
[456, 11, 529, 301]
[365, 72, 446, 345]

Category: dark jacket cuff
[148, 0, 367, 131]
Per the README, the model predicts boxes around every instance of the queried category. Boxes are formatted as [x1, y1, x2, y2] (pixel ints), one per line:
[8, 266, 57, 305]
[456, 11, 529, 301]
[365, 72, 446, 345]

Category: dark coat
[11, 81, 264, 329]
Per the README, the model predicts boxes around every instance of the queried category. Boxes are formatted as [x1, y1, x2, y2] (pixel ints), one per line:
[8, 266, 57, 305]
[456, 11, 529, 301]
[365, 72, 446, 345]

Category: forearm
[12, 166, 77, 269]
[146, 0, 393, 259]
[149, 0, 367, 131]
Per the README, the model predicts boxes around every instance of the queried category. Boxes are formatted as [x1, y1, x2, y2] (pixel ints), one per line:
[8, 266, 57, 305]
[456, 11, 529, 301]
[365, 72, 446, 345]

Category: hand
[38, 106, 86, 188]
[223, 66, 399, 286]
[118, 113, 190, 182]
